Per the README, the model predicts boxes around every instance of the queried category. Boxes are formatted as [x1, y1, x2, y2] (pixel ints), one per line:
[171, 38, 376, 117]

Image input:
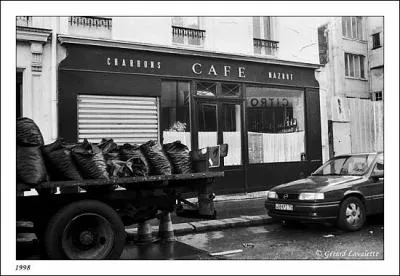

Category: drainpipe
[51, 16, 58, 141]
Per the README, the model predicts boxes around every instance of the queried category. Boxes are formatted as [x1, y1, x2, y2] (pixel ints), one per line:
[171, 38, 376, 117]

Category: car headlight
[298, 192, 324, 200]
[267, 191, 278, 199]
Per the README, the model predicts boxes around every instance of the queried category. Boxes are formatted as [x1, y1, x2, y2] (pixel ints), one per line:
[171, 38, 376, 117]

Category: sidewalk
[125, 192, 274, 241]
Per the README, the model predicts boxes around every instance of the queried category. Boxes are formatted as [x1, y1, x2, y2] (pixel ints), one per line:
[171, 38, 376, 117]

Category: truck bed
[17, 171, 224, 195]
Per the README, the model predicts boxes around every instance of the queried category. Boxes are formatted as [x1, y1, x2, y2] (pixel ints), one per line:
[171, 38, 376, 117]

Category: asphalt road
[18, 215, 383, 260]
[177, 215, 384, 260]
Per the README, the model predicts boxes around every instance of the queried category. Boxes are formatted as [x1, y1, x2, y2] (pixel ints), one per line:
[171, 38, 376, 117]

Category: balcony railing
[68, 16, 112, 38]
[172, 26, 206, 39]
[253, 38, 279, 56]
[69, 16, 112, 29]
[16, 16, 32, 27]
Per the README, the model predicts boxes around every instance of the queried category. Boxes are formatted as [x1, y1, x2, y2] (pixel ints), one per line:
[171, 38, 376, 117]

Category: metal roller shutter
[77, 95, 159, 145]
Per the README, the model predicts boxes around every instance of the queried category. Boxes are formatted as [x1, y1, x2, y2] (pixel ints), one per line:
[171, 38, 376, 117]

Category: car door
[363, 154, 384, 215]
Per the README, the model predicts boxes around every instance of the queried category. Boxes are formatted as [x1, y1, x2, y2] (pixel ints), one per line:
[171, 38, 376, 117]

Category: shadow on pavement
[121, 240, 215, 260]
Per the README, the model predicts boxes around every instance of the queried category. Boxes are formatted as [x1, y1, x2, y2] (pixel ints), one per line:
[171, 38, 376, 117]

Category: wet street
[19, 215, 383, 260]
[176, 215, 384, 260]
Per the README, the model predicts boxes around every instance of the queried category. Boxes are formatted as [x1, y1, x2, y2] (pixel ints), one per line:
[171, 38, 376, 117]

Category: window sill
[342, 37, 368, 44]
[253, 53, 278, 58]
[345, 76, 368, 82]
[172, 42, 204, 49]
[371, 45, 382, 50]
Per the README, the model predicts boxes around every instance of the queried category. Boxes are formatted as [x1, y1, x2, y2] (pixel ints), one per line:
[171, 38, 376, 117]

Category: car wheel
[337, 197, 366, 231]
[44, 200, 126, 260]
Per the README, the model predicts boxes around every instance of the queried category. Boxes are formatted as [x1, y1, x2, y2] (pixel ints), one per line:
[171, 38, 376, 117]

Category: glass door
[221, 103, 242, 166]
[194, 81, 245, 193]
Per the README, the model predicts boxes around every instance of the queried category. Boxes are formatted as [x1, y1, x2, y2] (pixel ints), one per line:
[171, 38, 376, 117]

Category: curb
[16, 215, 275, 245]
[125, 215, 274, 242]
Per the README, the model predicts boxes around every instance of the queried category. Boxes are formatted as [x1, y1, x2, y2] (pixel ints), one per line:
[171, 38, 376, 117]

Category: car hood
[271, 175, 363, 193]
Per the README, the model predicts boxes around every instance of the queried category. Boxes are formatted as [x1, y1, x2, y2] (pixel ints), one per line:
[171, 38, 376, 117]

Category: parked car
[265, 152, 384, 231]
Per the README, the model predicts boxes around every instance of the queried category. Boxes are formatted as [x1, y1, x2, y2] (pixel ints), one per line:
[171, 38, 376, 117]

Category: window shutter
[360, 56, 365, 78]
[77, 95, 159, 145]
[253, 16, 261, 38]
[263, 16, 271, 40]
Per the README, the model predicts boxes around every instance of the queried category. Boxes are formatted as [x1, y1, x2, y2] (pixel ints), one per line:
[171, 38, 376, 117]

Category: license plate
[275, 203, 294, 211]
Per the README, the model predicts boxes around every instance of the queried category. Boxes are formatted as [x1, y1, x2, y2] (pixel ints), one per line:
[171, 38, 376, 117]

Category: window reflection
[247, 86, 305, 163]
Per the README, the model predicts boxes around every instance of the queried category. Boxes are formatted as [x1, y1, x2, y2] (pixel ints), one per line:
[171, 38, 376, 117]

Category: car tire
[337, 196, 366, 231]
[44, 200, 126, 260]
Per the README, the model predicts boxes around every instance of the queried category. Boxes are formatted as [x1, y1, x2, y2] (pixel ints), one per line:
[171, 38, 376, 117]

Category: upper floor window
[342, 17, 364, 40]
[371, 91, 383, 101]
[253, 16, 278, 56]
[344, 53, 365, 79]
[372, 33, 382, 49]
[172, 17, 205, 47]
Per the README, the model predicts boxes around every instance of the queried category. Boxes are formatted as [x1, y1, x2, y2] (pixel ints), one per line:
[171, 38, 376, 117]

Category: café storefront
[58, 36, 322, 194]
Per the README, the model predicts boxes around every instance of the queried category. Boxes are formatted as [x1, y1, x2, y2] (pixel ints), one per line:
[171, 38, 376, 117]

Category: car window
[372, 154, 384, 176]
[318, 158, 346, 175]
[341, 156, 370, 175]
[313, 154, 375, 176]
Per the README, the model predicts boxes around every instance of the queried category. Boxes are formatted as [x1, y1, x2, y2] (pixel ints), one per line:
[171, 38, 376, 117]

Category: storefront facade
[58, 36, 322, 194]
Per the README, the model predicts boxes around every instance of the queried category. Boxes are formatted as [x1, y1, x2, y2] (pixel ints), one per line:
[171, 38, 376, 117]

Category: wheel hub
[62, 213, 115, 259]
[346, 203, 361, 225]
[79, 231, 95, 245]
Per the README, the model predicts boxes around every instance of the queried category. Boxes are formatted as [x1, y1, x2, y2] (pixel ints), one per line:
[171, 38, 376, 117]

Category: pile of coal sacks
[16, 117, 193, 192]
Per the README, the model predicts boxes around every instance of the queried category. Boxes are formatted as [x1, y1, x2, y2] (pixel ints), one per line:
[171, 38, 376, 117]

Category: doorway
[17, 71, 23, 118]
[193, 81, 246, 193]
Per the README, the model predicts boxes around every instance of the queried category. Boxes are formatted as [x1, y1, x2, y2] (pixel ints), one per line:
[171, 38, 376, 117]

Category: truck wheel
[44, 200, 126, 260]
[337, 197, 366, 231]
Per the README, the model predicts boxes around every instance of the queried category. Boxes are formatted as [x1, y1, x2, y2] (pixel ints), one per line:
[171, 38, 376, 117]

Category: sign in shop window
[247, 86, 305, 163]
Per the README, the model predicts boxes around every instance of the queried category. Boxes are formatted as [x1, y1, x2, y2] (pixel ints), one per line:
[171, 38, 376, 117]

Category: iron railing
[253, 38, 279, 50]
[68, 16, 112, 30]
[172, 25, 206, 39]
[16, 16, 32, 27]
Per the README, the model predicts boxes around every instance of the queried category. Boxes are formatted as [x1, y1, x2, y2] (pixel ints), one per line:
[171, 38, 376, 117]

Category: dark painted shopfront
[58, 37, 322, 195]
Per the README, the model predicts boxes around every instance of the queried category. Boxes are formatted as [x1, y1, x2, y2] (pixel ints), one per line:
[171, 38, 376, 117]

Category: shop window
[372, 33, 381, 49]
[342, 16, 364, 40]
[253, 16, 278, 56]
[345, 53, 365, 79]
[161, 81, 191, 149]
[222, 103, 242, 166]
[247, 87, 305, 163]
[77, 95, 158, 145]
[172, 17, 205, 47]
[17, 71, 23, 118]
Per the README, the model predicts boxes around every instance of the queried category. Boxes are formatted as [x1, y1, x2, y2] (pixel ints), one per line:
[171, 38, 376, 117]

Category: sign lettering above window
[106, 57, 161, 70]
[61, 45, 316, 86]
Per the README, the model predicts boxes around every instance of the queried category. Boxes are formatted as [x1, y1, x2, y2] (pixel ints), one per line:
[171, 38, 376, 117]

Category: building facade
[317, 16, 384, 158]
[16, 16, 326, 194]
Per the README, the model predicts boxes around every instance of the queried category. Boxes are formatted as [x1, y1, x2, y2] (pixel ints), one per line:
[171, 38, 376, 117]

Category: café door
[193, 82, 246, 194]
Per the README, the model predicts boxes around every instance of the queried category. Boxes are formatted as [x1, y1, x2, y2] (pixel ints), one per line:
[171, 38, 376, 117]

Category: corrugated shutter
[77, 95, 159, 145]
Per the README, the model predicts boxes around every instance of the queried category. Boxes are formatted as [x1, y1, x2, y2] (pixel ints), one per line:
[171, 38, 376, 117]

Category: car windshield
[312, 154, 376, 176]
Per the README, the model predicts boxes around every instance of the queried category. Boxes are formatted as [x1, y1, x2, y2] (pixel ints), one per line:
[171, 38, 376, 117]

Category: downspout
[51, 16, 58, 141]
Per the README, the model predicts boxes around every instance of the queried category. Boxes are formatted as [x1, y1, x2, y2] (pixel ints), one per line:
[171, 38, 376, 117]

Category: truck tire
[44, 200, 126, 260]
[337, 196, 366, 231]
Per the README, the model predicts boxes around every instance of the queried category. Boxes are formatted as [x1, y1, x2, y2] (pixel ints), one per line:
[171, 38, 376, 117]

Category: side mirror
[370, 171, 384, 181]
